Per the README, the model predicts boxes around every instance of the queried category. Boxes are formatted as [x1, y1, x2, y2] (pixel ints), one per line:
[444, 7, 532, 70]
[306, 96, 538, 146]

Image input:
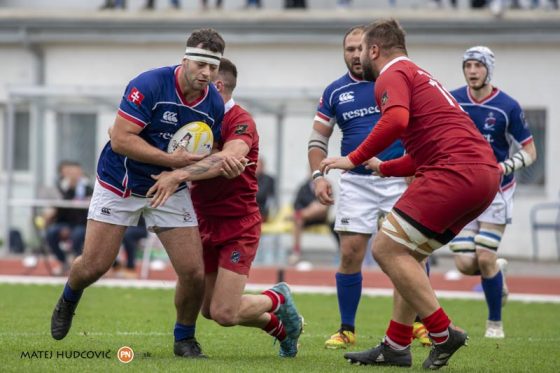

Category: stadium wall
[0, 9, 559, 259]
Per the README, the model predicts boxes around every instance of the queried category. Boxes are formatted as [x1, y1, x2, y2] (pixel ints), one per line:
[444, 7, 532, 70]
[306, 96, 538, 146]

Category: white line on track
[1, 275, 559, 303]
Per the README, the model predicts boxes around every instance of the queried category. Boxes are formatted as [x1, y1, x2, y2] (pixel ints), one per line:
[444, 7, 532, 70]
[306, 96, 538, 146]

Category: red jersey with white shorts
[371, 57, 500, 241]
[191, 100, 261, 275]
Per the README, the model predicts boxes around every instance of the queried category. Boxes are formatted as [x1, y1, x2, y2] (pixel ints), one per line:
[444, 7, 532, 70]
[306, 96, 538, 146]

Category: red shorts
[394, 164, 500, 243]
[199, 211, 261, 276]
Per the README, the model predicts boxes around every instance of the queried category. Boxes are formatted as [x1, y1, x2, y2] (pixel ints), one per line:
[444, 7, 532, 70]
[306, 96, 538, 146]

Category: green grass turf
[0, 283, 559, 372]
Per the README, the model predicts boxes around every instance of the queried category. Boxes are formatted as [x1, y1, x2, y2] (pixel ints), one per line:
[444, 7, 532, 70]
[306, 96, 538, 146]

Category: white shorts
[334, 172, 407, 235]
[463, 184, 515, 230]
[88, 181, 198, 230]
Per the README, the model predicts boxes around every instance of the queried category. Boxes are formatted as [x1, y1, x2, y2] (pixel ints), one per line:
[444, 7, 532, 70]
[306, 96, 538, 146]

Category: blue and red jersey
[451, 86, 533, 190]
[315, 72, 404, 174]
[96, 65, 224, 197]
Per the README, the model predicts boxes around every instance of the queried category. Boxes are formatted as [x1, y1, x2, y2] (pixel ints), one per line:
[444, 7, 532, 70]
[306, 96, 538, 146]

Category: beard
[361, 58, 378, 82]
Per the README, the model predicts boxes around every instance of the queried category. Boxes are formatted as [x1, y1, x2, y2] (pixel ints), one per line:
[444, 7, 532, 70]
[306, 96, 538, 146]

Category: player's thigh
[209, 267, 247, 315]
[157, 226, 203, 275]
[339, 232, 370, 260]
[81, 220, 127, 267]
[335, 173, 379, 235]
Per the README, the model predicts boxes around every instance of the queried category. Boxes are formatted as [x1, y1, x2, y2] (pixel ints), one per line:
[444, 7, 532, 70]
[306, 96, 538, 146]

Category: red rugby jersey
[190, 102, 259, 218]
[373, 57, 496, 169]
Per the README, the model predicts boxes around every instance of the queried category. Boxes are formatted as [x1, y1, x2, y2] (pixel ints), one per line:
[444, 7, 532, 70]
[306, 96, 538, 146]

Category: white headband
[184, 47, 222, 66]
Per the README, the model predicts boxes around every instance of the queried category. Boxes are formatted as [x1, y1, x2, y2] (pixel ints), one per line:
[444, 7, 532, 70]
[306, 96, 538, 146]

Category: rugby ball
[167, 121, 213, 155]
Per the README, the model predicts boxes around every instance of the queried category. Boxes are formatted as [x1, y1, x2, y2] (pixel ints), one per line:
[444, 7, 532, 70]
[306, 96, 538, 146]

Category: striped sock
[422, 308, 451, 344]
[262, 289, 285, 313]
[384, 320, 413, 349]
[263, 313, 286, 342]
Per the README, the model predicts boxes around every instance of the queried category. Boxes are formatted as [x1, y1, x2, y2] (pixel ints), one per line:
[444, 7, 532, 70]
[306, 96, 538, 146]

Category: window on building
[517, 109, 545, 186]
[56, 112, 97, 177]
[3, 110, 31, 171]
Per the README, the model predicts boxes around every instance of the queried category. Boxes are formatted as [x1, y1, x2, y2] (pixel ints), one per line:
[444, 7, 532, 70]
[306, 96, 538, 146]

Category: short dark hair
[218, 57, 237, 92]
[186, 28, 225, 54]
[57, 160, 81, 174]
[363, 18, 407, 56]
[343, 25, 366, 47]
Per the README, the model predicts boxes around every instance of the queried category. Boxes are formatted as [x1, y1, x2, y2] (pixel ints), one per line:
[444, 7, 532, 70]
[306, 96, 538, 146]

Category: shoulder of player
[225, 105, 255, 125]
[450, 86, 468, 100]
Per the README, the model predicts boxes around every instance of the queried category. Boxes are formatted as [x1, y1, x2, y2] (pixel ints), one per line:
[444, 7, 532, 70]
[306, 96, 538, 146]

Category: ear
[369, 44, 380, 60]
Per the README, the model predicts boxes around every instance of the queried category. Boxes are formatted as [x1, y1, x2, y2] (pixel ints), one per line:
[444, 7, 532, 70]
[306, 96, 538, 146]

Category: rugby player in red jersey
[148, 58, 303, 358]
[321, 19, 501, 369]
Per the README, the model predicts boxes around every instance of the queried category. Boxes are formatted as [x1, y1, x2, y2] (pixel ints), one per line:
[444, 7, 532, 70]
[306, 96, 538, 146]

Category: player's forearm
[379, 154, 416, 177]
[179, 154, 225, 181]
[112, 133, 174, 168]
[308, 148, 327, 173]
[348, 106, 408, 166]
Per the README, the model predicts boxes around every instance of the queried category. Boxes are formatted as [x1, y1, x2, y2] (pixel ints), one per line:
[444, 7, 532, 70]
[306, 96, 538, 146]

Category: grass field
[1, 283, 559, 372]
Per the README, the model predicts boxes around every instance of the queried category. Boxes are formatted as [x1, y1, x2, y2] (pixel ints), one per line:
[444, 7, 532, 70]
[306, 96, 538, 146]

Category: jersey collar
[174, 66, 209, 107]
[224, 98, 235, 114]
[467, 86, 500, 105]
[379, 56, 411, 76]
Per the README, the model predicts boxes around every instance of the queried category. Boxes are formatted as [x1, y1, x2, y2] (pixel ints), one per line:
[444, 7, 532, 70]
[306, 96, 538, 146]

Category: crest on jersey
[483, 112, 496, 131]
[127, 87, 144, 106]
[381, 91, 389, 107]
[230, 251, 241, 264]
[234, 124, 248, 135]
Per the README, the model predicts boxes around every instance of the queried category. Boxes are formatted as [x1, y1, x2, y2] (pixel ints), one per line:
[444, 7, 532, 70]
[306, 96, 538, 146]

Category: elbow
[111, 137, 126, 155]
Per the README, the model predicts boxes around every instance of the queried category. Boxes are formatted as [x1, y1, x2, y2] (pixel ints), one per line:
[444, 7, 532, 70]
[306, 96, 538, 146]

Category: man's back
[376, 57, 496, 168]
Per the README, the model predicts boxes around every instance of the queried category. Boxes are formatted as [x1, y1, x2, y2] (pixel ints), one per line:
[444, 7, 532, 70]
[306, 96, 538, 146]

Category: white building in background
[0, 6, 559, 259]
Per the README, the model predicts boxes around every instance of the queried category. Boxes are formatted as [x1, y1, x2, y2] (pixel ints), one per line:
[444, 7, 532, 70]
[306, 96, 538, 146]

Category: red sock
[422, 308, 451, 344]
[263, 313, 286, 341]
[262, 289, 285, 313]
[385, 320, 413, 349]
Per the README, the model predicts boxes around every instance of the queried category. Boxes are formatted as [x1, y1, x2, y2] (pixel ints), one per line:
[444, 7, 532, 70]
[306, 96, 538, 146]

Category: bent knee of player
[175, 265, 205, 283]
[210, 305, 239, 327]
[453, 255, 478, 275]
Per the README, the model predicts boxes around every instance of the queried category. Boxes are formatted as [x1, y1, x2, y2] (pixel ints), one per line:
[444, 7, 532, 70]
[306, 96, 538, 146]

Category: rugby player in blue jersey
[50, 28, 225, 358]
[449, 46, 537, 339]
[307, 26, 430, 349]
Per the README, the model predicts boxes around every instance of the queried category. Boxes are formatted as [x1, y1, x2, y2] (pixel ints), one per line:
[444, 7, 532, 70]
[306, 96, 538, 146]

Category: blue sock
[174, 322, 195, 342]
[62, 282, 83, 303]
[336, 272, 362, 330]
[481, 271, 503, 321]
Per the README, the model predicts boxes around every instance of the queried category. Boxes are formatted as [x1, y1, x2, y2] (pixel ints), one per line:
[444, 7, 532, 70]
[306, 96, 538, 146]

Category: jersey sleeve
[314, 87, 336, 127]
[117, 72, 157, 128]
[222, 110, 257, 149]
[375, 69, 411, 114]
[508, 101, 533, 146]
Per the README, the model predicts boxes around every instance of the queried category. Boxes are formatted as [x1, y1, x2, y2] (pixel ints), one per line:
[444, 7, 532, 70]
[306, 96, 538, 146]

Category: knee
[200, 306, 212, 321]
[176, 266, 204, 283]
[477, 254, 497, 275]
[210, 306, 238, 327]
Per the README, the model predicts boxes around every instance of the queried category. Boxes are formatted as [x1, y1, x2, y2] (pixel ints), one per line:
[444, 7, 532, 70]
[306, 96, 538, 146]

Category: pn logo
[117, 346, 134, 364]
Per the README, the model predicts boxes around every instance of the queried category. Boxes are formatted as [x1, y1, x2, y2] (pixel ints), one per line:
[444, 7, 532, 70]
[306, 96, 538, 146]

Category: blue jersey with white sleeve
[451, 86, 533, 190]
[97, 65, 224, 197]
[315, 72, 404, 175]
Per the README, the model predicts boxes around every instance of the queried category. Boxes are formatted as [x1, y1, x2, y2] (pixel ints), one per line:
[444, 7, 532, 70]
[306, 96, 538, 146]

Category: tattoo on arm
[184, 154, 224, 176]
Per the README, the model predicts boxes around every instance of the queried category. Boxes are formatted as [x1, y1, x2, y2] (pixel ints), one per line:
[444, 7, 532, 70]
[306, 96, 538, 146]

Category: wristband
[312, 170, 324, 180]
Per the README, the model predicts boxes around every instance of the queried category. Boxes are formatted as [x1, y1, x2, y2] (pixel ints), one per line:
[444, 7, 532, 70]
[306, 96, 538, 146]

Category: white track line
[1, 275, 559, 303]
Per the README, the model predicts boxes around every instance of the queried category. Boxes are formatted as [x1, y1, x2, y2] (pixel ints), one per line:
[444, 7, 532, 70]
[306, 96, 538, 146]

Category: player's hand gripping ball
[167, 121, 213, 156]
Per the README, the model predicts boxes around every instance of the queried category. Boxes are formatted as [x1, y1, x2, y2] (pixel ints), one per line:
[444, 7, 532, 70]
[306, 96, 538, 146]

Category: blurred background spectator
[113, 217, 148, 278]
[201, 0, 222, 10]
[43, 161, 92, 276]
[145, 0, 181, 10]
[256, 157, 276, 223]
[99, 0, 126, 10]
[290, 175, 331, 265]
[285, 0, 307, 9]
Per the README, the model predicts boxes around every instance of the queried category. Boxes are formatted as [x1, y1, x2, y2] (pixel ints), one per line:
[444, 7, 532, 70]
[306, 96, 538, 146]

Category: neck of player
[469, 83, 494, 102]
